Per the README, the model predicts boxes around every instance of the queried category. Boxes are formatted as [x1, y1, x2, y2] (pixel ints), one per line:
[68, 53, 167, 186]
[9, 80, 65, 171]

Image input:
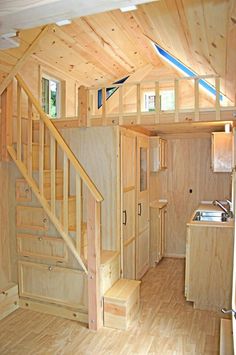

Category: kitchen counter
[188, 203, 234, 228]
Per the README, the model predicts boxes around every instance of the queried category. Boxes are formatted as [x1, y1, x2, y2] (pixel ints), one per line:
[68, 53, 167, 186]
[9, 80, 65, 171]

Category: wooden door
[121, 132, 136, 279]
[136, 136, 149, 279]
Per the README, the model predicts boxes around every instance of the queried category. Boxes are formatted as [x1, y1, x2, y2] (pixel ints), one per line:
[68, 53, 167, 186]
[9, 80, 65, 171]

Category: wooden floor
[0, 258, 223, 354]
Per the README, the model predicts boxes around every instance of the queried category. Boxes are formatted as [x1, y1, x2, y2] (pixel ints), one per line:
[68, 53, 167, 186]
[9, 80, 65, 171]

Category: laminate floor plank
[0, 258, 224, 354]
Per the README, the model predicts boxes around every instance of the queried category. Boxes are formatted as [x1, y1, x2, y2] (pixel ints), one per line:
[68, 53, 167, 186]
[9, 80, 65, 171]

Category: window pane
[50, 80, 58, 118]
[140, 147, 147, 192]
[42, 78, 49, 114]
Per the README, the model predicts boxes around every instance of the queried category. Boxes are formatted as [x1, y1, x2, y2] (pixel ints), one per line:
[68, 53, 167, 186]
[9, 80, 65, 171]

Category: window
[153, 43, 225, 102]
[144, 90, 175, 112]
[42, 75, 61, 118]
[97, 76, 129, 109]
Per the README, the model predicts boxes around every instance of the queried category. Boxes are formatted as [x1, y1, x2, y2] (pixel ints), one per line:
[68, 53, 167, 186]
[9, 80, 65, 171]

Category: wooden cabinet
[150, 202, 167, 266]
[136, 136, 149, 279]
[211, 132, 232, 172]
[16, 206, 49, 231]
[121, 131, 136, 279]
[185, 224, 233, 311]
[150, 137, 167, 172]
[100, 251, 120, 295]
[121, 130, 150, 280]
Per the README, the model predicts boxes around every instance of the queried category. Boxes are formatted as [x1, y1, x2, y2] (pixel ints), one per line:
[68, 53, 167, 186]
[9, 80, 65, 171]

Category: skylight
[98, 76, 129, 109]
[153, 43, 223, 101]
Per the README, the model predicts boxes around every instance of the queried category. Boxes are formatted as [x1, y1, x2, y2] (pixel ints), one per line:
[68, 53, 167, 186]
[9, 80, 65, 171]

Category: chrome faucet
[212, 200, 233, 218]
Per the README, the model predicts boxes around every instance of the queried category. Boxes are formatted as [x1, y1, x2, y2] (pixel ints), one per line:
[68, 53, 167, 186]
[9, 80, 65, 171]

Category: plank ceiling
[0, 0, 235, 102]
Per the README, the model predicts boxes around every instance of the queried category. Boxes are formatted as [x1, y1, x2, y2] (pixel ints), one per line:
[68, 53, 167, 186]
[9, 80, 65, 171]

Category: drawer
[18, 261, 88, 310]
[16, 179, 32, 202]
[17, 234, 68, 262]
[16, 206, 49, 231]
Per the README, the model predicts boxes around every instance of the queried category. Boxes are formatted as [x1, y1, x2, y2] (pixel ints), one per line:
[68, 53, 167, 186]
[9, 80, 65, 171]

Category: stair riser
[23, 144, 50, 171]
[43, 171, 63, 200]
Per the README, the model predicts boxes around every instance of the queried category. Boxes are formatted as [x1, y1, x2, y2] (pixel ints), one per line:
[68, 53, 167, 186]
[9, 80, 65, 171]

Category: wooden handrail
[15, 74, 103, 203]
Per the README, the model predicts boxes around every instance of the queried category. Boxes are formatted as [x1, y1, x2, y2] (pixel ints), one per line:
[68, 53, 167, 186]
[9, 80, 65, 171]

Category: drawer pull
[48, 265, 53, 271]
[2, 291, 8, 296]
[38, 237, 42, 241]
[123, 210, 127, 225]
[43, 218, 47, 224]
[25, 188, 30, 193]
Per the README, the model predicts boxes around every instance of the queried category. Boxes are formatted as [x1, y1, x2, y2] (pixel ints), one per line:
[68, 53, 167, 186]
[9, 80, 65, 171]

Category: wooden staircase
[6, 74, 103, 329]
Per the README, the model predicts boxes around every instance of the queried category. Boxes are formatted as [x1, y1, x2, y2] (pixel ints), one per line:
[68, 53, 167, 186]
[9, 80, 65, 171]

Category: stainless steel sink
[193, 210, 228, 222]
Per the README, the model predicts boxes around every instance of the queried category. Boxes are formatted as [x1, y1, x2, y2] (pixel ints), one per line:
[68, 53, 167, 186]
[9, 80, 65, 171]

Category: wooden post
[215, 77, 221, 121]
[78, 86, 88, 127]
[194, 78, 199, 121]
[17, 82, 22, 161]
[174, 79, 179, 122]
[155, 81, 160, 123]
[102, 87, 106, 126]
[137, 84, 141, 124]
[0, 81, 13, 161]
[87, 192, 102, 330]
[119, 86, 123, 125]
[63, 152, 69, 234]
[39, 120, 44, 194]
[27, 98, 33, 176]
[76, 171, 82, 253]
[50, 135, 56, 214]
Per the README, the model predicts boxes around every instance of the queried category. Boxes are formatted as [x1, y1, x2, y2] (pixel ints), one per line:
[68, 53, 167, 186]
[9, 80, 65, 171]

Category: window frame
[41, 72, 63, 119]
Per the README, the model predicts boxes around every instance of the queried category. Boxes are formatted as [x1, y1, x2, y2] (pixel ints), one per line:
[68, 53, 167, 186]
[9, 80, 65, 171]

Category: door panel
[136, 136, 149, 280]
[121, 132, 136, 279]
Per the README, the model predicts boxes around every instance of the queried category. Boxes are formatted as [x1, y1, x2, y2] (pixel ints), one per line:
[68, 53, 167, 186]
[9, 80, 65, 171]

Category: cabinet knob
[43, 218, 47, 224]
[25, 188, 30, 193]
[48, 266, 53, 271]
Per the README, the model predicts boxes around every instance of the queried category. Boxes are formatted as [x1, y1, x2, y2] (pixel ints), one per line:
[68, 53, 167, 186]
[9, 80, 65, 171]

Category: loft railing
[77, 74, 235, 126]
[5, 74, 103, 330]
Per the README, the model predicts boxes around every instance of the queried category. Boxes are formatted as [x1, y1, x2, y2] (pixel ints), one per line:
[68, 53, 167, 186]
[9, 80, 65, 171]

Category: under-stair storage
[0, 284, 19, 321]
[18, 261, 87, 310]
[17, 233, 68, 262]
[104, 279, 141, 330]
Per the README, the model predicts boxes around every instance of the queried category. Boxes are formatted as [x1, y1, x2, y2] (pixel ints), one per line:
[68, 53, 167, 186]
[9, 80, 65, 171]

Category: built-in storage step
[17, 233, 68, 262]
[0, 283, 19, 320]
[16, 206, 49, 231]
[104, 279, 141, 330]
[220, 318, 233, 355]
[23, 143, 50, 171]
[100, 251, 120, 295]
[18, 260, 88, 323]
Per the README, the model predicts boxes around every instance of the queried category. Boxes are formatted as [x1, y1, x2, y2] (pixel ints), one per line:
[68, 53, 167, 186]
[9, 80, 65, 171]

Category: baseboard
[19, 297, 88, 324]
[164, 253, 185, 258]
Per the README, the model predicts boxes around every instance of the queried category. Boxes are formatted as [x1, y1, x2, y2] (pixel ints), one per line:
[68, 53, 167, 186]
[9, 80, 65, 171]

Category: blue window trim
[154, 44, 223, 101]
[98, 76, 129, 109]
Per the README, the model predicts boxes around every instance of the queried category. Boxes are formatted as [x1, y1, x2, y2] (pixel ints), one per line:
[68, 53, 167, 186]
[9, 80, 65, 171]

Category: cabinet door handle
[138, 203, 142, 216]
[123, 210, 127, 225]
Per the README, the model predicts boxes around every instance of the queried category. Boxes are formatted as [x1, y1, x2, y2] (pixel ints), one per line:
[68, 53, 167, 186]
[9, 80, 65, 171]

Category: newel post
[78, 85, 88, 127]
[87, 192, 102, 330]
[0, 81, 13, 161]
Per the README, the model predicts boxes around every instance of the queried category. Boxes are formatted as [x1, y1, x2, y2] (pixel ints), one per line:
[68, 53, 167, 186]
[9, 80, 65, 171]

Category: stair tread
[101, 250, 119, 265]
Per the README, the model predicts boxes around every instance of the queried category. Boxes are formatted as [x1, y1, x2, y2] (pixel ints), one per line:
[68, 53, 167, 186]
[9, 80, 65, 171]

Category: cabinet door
[211, 132, 232, 172]
[121, 132, 136, 279]
[136, 136, 149, 279]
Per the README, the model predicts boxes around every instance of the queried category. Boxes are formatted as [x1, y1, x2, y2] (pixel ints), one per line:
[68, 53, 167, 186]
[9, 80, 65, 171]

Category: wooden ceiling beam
[0, 25, 53, 96]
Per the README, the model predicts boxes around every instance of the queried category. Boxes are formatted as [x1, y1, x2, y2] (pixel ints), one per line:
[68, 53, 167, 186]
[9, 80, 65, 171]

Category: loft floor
[0, 258, 223, 354]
